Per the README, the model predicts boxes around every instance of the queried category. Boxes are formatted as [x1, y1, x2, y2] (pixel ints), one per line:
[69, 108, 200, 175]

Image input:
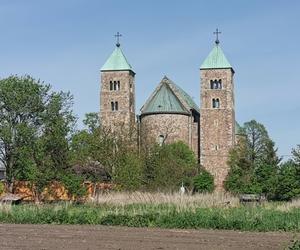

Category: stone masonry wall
[200, 68, 235, 190]
[100, 71, 135, 132]
[140, 113, 198, 157]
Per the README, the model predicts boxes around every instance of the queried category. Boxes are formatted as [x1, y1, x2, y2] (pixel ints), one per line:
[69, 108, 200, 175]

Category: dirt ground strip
[0, 224, 297, 250]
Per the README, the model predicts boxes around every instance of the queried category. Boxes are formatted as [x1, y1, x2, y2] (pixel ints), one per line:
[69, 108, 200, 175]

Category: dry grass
[89, 191, 239, 209]
[275, 198, 300, 211]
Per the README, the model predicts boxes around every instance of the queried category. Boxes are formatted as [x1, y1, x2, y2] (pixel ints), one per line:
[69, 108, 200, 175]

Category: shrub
[193, 168, 214, 193]
[113, 152, 144, 191]
[60, 173, 87, 198]
[275, 161, 300, 201]
[144, 142, 197, 191]
[0, 182, 5, 195]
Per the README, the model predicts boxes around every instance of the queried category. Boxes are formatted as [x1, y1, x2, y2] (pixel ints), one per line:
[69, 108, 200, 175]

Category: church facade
[100, 36, 238, 189]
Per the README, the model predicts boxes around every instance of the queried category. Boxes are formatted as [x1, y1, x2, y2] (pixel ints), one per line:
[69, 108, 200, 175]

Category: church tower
[200, 32, 235, 190]
[100, 34, 136, 132]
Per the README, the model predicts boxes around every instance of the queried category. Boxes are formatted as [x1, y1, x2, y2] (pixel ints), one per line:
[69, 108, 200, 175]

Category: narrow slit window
[110, 81, 113, 91]
[117, 81, 120, 90]
[115, 101, 118, 111]
[215, 98, 220, 108]
[111, 101, 115, 111]
[218, 79, 222, 89]
[158, 135, 164, 146]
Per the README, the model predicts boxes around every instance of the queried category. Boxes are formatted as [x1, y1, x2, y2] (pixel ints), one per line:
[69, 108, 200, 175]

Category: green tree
[144, 141, 197, 191]
[241, 120, 280, 166]
[113, 151, 144, 191]
[273, 146, 300, 201]
[193, 168, 214, 193]
[292, 145, 300, 166]
[70, 113, 141, 188]
[0, 75, 80, 198]
[0, 76, 49, 187]
[275, 160, 300, 201]
[225, 120, 280, 197]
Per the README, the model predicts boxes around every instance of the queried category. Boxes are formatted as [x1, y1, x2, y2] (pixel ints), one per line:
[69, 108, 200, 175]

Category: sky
[0, 0, 299, 159]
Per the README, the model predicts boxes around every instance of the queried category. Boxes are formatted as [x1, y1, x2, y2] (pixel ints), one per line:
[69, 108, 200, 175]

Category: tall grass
[0, 201, 300, 231]
[91, 191, 239, 209]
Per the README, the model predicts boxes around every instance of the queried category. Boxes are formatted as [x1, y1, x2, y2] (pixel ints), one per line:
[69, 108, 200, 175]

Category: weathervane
[213, 28, 221, 45]
[115, 32, 122, 47]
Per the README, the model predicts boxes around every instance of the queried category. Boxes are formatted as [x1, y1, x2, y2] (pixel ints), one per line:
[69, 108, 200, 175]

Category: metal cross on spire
[213, 28, 221, 45]
[115, 32, 122, 47]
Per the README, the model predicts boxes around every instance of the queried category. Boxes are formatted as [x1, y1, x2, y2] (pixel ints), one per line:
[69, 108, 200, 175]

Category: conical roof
[201, 44, 232, 70]
[101, 45, 133, 72]
[141, 76, 199, 115]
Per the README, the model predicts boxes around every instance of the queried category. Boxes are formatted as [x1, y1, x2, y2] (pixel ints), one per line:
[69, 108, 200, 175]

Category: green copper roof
[201, 44, 232, 69]
[141, 76, 199, 115]
[170, 81, 200, 112]
[141, 81, 187, 114]
[101, 45, 133, 72]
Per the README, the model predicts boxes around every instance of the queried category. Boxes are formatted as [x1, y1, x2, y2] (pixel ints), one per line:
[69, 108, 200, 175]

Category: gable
[141, 81, 188, 114]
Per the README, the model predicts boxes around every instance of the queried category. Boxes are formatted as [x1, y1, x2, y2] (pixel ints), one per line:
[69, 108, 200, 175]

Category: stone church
[100, 34, 239, 189]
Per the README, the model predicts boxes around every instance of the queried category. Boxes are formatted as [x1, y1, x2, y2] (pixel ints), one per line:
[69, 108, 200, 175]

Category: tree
[113, 151, 144, 191]
[70, 113, 141, 188]
[292, 145, 300, 166]
[225, 120, 280, 197]
[144, 141, 197, 191]
[0, 76, 49, 187]
[0, 75, 79, 197]
[83, 112, 100, 133]
[224, 136, 259, 193]
[241, 120, 281, 167]
[275, 160, 300, 201]
[193, 168, 214, 193]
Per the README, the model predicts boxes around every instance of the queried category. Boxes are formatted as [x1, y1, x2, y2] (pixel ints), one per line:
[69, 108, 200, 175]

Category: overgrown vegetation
[0, 203, 300, 232]
[193, 168, 214, 193]
[0, 76, 83, 199]
[0, 75, 299, 202]
[225, 120, 300, 201]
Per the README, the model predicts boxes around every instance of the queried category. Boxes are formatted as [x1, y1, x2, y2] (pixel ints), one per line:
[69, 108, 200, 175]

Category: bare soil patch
[0, 224, 296, 250]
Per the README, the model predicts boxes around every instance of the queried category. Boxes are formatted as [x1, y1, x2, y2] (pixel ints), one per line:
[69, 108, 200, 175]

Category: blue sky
[0, 0, 299, 158]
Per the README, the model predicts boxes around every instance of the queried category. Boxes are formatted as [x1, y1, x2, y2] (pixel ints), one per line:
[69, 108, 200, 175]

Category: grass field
[0, 192, 300, 232]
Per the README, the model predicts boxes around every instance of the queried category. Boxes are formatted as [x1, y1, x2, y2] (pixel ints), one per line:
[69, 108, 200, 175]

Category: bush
[275, 161, 300, 201]
[60, 173, 87, 198]
[114, 152, 144, 191]
[193, 168, 214, 193]
[0, 182, 5, 195]
[144, 142, 197, 191]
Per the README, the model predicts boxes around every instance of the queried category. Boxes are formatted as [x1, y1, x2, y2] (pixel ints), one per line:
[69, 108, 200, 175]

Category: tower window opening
[111, 101, 119, 111]
[210, 80, 214, 89]
[210, 79, 222, 89]
[212, 98, 220, 108]
[110, 81, 113, 90]
[117, 81, 120, 90]
[158, 135, 164, 146]
[214, 80, 218, 89]
[111, 101, 115, 111]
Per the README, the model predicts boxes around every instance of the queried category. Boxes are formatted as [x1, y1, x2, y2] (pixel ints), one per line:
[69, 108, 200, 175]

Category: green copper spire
[200, 44, 232, 69]
[101, 45, 133, 72]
